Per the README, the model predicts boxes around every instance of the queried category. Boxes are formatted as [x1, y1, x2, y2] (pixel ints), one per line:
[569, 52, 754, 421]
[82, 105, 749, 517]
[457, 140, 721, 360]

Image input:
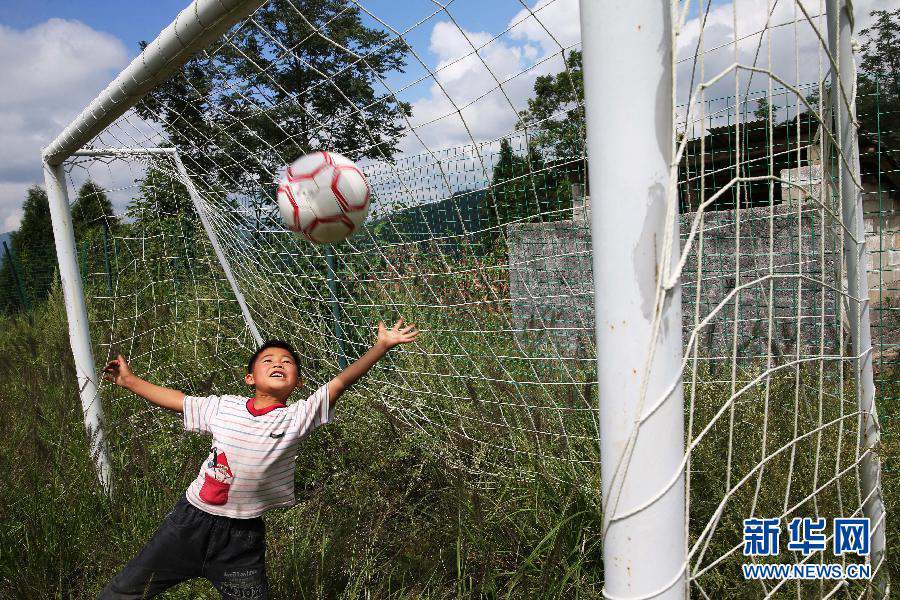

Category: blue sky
[0, 1, 190, 51]
[0, 0, 582, 233]
[0, 0, 894, 233]
[0, 0, 521, 70]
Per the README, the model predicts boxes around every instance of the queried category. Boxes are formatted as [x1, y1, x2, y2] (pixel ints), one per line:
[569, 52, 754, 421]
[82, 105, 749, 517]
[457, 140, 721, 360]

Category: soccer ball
[276, 151, 371, 244]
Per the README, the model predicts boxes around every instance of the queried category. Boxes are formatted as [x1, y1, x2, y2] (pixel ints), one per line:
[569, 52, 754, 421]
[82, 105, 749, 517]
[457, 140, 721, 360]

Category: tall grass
[1, 273, 895, 598]
[0, 279, 608, 598]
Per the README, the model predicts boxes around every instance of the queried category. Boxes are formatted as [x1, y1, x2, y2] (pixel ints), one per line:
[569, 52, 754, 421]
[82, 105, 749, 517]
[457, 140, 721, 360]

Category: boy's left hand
[378, 318, 419, 349]
[327, 317, 421, 405]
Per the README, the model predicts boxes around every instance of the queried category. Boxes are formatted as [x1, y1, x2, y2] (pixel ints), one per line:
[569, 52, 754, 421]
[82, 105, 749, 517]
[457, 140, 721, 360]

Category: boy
[99, 319, 418, 599]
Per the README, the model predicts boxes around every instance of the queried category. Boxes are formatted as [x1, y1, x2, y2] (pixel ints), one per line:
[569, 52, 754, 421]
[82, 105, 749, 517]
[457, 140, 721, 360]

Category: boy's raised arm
[327, 318, 418, 407]
[104, 355, 186, 413]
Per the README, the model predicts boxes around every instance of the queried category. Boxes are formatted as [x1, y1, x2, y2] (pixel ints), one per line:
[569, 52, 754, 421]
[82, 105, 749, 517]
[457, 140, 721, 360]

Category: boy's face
[245, 347, 299, 399]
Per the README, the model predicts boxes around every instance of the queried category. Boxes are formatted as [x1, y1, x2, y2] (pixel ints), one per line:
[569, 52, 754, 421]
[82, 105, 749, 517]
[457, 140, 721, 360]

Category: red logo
[199, 447, 234, 505]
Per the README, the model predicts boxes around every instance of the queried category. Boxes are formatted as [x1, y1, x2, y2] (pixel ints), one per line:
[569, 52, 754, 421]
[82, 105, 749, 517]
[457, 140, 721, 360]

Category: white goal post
[41, 0, 270, 497]
[825, 0, 886, 578]
[580, 2, 686, 597]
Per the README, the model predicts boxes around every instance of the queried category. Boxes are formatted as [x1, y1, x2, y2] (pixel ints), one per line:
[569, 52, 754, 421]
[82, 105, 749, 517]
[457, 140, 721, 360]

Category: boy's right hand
[102, 355, 185, 412]
[103, 354, 133, 388]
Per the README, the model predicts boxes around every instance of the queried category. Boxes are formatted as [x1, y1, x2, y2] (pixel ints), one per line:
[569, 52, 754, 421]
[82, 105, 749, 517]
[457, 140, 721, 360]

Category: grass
[0, 270, 896, 598]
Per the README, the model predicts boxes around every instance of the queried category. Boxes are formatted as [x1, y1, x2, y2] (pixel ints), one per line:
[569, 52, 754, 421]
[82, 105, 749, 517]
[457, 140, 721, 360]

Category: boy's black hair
[247, 340, 302, 374]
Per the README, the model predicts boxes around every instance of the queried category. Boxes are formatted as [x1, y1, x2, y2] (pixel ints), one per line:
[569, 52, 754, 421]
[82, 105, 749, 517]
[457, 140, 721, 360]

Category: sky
[0, 0, 896, 233]
[0, 0, 537, 233]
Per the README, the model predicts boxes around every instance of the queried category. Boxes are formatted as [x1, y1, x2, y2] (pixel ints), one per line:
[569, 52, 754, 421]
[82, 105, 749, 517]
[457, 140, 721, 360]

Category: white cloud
[402, 0, 898, 160]
[405, 0, 583, 156]
[406, 20, 532, 153]
[1, 198, 23, 230]
[0, 19, 130, 233]
[507, 0, 580, 55]
[674, 0, 900, 134]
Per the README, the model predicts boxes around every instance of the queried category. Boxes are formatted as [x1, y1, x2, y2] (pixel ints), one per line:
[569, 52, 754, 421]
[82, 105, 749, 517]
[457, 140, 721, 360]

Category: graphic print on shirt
[199, 447, 234, 505]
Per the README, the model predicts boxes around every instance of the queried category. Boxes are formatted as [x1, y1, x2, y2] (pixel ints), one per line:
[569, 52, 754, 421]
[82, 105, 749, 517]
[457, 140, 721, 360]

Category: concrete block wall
[780, 165, 900, 302]
[507, 203, 848, 361]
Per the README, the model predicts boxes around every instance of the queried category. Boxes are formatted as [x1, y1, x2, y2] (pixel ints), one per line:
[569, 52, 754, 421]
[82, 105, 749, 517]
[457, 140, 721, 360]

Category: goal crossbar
[42, 0, 268, 166]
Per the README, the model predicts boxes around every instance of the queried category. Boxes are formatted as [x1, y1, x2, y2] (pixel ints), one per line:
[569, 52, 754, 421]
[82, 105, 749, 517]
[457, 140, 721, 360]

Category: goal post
[43, 143, 272, 496]
[40, 0, 270, 497]
[579, 1, 686, 598]
[826, 0, 886, 586]
[43, 159, 113, 494]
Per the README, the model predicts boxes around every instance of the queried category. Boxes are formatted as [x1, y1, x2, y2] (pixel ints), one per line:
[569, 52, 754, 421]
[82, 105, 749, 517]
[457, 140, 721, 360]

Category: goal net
[44, 0, 888, 597]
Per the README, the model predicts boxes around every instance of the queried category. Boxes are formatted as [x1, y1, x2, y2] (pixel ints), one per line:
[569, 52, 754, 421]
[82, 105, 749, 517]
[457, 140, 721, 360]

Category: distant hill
[363, 190, 486, 252]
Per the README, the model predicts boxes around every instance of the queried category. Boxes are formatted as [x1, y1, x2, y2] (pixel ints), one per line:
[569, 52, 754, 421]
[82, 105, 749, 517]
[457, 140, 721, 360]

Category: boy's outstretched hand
[377, 318, 419, 349]
[104, 354, 134, 387]
[328, 317, 420, 406]
[103, 354, 185, 412]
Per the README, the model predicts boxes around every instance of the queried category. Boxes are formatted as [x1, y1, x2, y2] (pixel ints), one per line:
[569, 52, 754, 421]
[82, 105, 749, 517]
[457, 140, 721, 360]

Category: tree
[480, 138, 567, 251]
[134, 50, 221, 189]
[0, 187, 57, 308]
[517, 50, 584, 160]
[857, 8, 899, 151]
[490, 139, 534, 228]
[126, 160, 200, 261]
[137, 0, 412, 202]
[480, 50, 584, 246]
[753, 96, 771, 122]
[71, 181, 118, 240]
[129, 161, 193, 218]
[222, 0, 411, 168]
[0, 237, 26, 314]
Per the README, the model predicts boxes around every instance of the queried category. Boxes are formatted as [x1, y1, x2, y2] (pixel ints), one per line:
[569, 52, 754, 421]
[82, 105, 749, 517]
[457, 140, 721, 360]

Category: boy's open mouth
[269, 371, 286, 379]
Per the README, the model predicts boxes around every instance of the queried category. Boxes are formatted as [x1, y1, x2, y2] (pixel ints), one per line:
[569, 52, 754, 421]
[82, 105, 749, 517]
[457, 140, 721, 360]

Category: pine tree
[71, 180, 118, 239]
[857, 9, 899, 151]
[0, 237, 25, 314]
[4, 187, 57, 307]
[480, 139, 561, 251]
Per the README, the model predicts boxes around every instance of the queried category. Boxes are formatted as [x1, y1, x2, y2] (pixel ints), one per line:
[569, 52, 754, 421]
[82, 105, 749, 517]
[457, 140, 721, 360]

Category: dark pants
[100, 495, 268, 599]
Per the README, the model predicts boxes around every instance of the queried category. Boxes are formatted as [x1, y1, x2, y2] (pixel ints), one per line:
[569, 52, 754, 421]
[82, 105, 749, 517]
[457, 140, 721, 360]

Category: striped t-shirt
[182, 385, 332, 518]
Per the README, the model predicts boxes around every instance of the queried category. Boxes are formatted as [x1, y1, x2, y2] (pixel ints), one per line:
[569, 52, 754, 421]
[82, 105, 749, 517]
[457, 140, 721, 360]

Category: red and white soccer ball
[276, 151, 371, 244]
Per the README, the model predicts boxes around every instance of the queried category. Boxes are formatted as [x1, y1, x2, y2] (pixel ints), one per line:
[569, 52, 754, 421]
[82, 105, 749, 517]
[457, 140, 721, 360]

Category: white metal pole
[43, 160, 113, 495]
[579, 1, 686, 598]
[171, 152, 264, 347]
[581, 0, 686, 599]
[826, 1, 887, 594]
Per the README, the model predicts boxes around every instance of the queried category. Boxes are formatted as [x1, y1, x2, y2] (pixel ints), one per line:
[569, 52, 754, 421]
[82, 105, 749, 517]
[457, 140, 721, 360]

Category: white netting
[672, 1, 886, 596]
[53, 0, 888, 596]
